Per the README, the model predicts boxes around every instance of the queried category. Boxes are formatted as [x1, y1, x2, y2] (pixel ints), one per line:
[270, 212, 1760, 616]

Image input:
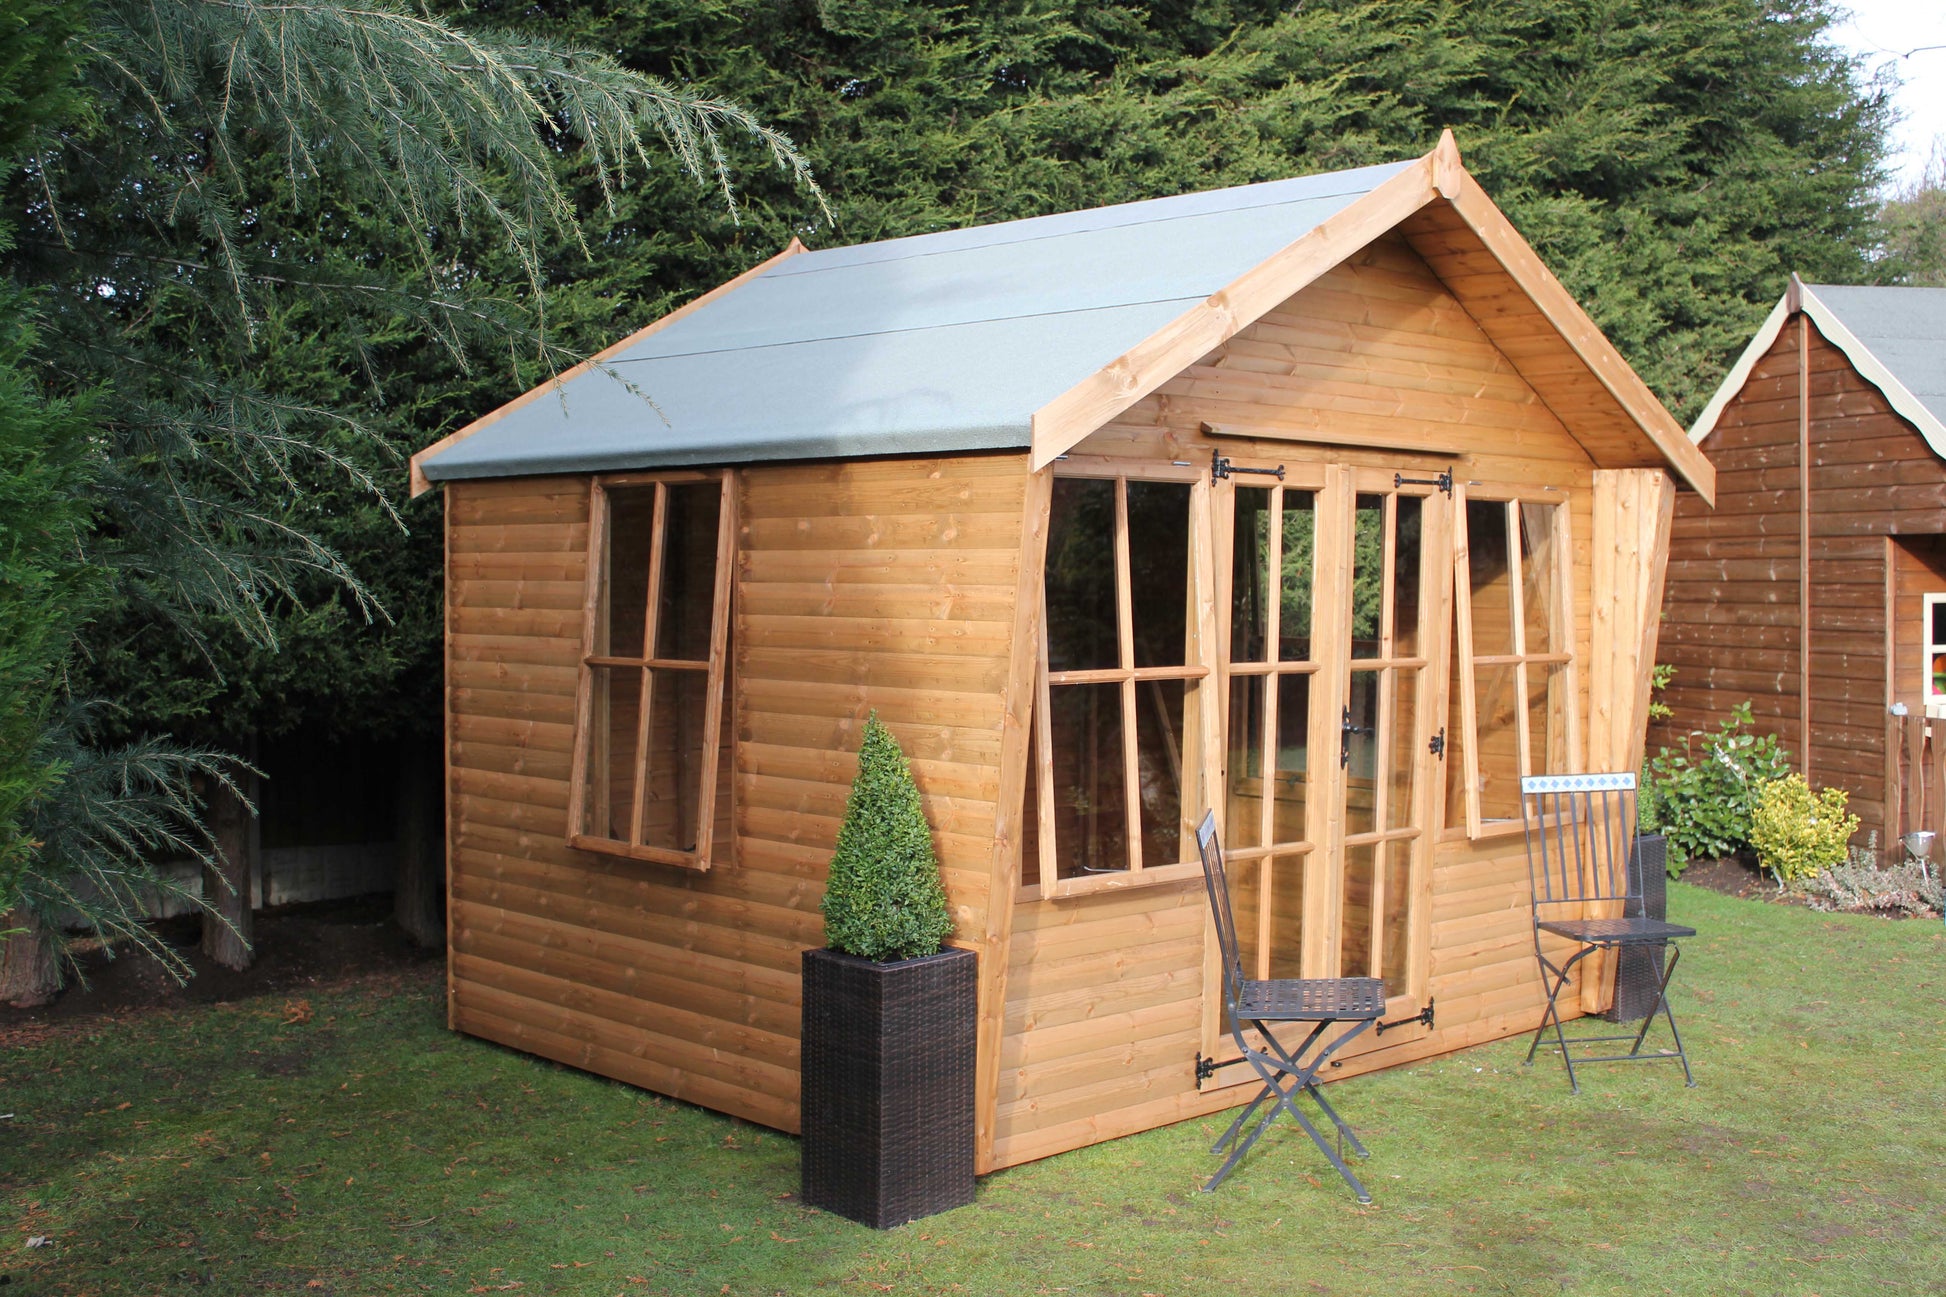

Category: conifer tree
[821, 715, 955, 963]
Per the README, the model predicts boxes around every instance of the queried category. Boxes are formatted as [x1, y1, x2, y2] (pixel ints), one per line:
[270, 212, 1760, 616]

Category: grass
[3, 885, 1944, 1296]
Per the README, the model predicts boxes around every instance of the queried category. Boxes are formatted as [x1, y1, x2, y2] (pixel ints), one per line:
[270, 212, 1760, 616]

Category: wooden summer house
[1656, 279, 1946, 850]
[410, 132, 1713, 1175]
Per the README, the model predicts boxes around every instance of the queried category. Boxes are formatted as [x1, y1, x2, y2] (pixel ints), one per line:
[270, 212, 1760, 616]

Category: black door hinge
[1429, 727, 1446, 758]
[1374, 998, 1436, 1037]
[1195, 1051, 1247, 1086]
[1212, 449, 1286, 482]
[1394, 469, 1454, 496]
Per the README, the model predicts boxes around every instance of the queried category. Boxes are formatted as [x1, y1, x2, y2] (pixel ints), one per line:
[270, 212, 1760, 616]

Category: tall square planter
[800, 944, 977, 1228]
[1605, 833, 1671, 1023]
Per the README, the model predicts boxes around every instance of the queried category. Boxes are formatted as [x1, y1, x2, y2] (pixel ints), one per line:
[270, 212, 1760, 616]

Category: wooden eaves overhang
[1029, 131, 1715, 503]
[1687, 274, 1946, 458]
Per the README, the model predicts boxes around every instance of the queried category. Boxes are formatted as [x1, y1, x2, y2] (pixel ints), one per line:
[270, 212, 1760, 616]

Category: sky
[1825, 0, 1946, 192]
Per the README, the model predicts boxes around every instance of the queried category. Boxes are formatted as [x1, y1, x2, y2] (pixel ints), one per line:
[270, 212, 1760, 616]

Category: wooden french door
[1213, 461, 1449, 1020]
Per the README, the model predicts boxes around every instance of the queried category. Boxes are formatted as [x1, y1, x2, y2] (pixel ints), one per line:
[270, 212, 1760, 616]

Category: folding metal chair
[1195, 810, 1385, 1201]
[1520, 773, 1697, 1093]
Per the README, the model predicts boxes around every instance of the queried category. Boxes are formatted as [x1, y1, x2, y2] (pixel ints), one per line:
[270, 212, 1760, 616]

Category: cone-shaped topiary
[821, 713, 955, 962]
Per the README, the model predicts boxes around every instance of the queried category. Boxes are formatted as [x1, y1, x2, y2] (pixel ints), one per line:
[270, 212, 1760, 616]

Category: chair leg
[1525, 946, 1594, 1094]
[1256, 1021, 1372, 1159]
[1203, 1021, 1373, 1202]
[1629, 943, 1695, 1087]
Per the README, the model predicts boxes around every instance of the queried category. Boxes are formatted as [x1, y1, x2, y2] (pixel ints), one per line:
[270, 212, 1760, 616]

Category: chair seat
[1537, 916, 1695, 945]
[1235, 976, 1386, 1022]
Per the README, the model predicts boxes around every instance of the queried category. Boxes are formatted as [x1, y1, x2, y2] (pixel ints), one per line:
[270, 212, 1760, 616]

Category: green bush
[1750, 775, 1859, 888]
[820, 713, 955, 962]
[1643, 701, 1791, 873]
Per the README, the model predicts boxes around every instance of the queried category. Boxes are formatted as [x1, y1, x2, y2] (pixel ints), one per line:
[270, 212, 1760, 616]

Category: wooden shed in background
[409, 132, 1712, 1175]
[1655, 279, 1946, 851]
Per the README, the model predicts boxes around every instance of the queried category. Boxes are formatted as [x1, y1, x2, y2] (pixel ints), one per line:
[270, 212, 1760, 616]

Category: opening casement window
[1020, 470, 1217, 899]
[568, 472, 736, 868]
[1447, 490, 1580, 837]
[1924, 594, 1946, 720]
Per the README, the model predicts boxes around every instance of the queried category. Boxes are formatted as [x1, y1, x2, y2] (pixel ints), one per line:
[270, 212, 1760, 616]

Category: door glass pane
[1350, 494, 1385, 659]
[1339, 840, 1377, 979]
[1278, 491, 1318, 662]
[1525, 661, 1572, 777]
[1129, 482, 1191, 668]
[1020, 699, 1040, 889]
[1474, 663, 1522, 822]
[1344, 670, 1380, 837]
[1045, 479, 1119, 672]
[654, 483, 721, 662]
[1136, 678, 1190, 868]
[602, 488, 656, 659]
[1231, 487, 1273, 663]
[1050, 682, 1129, 877]
[641, 668, 708, 852]
[1381, 843, 1411, 996]
[1393, 494, 1424, 658]
[1445, 642, 1469, 829]
[1227, 854, 1265, 984]
[585, 665, 642, 841]
[1387, 669, 1418, 831]
[1270, 673, 1311, 846]
[1518, 502, 1561, 656]
[1226, 675, 1267, 850]
[1266, 852, 1308, 980]
[1465, 498, 1515, 657]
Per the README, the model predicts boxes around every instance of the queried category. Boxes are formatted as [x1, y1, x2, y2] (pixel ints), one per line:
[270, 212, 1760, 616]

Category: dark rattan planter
[800, 944, 977, 1228]
[1605, 833, 1670, 1023]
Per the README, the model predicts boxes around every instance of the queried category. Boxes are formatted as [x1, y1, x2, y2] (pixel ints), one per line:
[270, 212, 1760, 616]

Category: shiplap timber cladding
[446, 457, 1028, 1135]
[430, 138, 1700, 1182]
[1658, 305, 1946, 851]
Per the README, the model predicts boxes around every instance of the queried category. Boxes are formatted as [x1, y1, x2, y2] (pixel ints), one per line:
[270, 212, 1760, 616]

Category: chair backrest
[1520, 773, 1640, 912]
[1194, 810, 1246, 1012]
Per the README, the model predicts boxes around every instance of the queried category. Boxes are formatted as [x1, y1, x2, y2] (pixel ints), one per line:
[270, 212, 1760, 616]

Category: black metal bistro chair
[1195, 810, 1386, 1201]
[1520, 773, 1697, 1093]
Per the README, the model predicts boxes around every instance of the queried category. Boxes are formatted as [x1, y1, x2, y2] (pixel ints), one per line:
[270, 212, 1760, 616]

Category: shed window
[1447, 493, 1579, 836]
[1028, 474, 1212, 897]
[568, 473, 735, 868]
[1926, 594, 1946, 718]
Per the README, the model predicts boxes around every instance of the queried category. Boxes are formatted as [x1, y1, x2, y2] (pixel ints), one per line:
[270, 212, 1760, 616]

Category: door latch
[1340, 706, 1374, 767]
[1428, 727, 1446, 758]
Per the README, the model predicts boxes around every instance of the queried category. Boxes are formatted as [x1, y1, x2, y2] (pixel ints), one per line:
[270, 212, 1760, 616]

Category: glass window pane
[1231, 488, 1273, 663]
[601, 487, 656, 659]
[1227, 854, 1264, 984]
[1393, 494, 1424, 658]
[1225, 675, 1268, 851]
[1387, 669, 1418, 831]
[641, 668, 709, 853]
[1339, 840, 1377, 979]
[1045, 479, 1119, 672]
[1525, 661, 1573, 777]
[654, 482, 722, 662]
[1518, 503, 1561, 657]
[1381, 843, 1411, 997]
[584, 665, 642, 842]
[1278, 491, 1318, 662]
[1933, 598, 1946, 647]
[1344, 670, 1380, 837]
[1136, 678, 1191, 868]
[1473, 663, 1522, 822]
[1271, 673, 1312, 847]
[1265, 852, 1307, 981]
[1128, 482, 1191, 669]
[1465, 498, 1515, 657]
[1049, 682, 1129, 877]
[1350, 494, 1385, 659]
[1020, 700, 1041, 890]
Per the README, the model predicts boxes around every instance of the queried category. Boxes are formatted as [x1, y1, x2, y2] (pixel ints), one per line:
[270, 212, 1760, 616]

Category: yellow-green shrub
[1750, 775, 1859, 886]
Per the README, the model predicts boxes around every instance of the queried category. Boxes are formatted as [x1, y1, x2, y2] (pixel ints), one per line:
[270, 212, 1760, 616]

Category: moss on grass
[3, 886, 1944, 1294]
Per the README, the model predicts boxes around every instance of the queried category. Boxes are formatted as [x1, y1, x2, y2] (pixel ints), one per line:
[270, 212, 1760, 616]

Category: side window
[568, 474, 735, 868]
[1022, 473, 1213, 898]
[1447, 492, 1579, 836]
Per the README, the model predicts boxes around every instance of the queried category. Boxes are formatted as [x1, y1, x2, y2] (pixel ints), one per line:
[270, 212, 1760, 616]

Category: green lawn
[4, 886, 1944, 1296]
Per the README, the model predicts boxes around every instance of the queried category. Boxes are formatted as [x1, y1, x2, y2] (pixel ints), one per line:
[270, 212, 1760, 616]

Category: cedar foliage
[821, 715, 954, 963]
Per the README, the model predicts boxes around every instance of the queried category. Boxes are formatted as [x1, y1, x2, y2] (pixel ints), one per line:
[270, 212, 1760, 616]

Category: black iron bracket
[1195, 1051, 1248, 1085]
[1428, 727, 1446, 758]
[1394, 469, 1454, 496]
[1374, 998, 1436, 1037]
[1212, 449, 1286, 482]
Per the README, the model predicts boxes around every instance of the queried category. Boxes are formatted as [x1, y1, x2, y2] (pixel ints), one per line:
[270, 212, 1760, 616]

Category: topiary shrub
[1750, 774, 1859, 889]
[820, 713, 955, 962]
